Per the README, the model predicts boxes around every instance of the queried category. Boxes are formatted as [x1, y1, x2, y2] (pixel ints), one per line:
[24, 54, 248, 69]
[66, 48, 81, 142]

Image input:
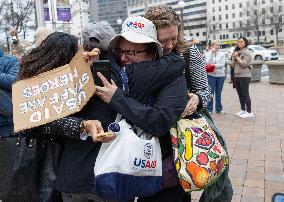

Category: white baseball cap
[109, 16, 163, 57]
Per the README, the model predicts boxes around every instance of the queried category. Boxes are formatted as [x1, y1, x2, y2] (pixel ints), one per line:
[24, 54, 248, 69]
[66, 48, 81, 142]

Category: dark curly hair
[19, 32, 78, 80]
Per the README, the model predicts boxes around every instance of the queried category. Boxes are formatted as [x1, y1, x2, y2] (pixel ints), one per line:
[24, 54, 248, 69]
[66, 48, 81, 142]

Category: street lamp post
[117, 17, 122, 33]
[178, 0, 185, 35]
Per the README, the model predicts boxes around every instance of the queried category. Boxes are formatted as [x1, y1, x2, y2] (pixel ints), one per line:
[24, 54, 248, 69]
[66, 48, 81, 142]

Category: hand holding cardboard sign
[82, 48, 100, 64]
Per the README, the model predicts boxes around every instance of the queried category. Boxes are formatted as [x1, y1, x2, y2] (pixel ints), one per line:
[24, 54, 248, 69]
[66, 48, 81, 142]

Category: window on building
[254, 10, 257, 15]
[279, 29, 282, 32]
[270, 0, 273, 2]
[223, 34, 226, 39]
[270, 29, 274, 35]
[239, 12, 242, 17]
[270, 17, 274, 24]
[219, 0, 221, 2]
[270, 7, 274, 12]
[219, 24, 222, 29]
[233, 22, 235, 27]
[247, 11, 250, 16]
[232, 4, 235, 9]
[262, 30, 265, 35]
[232, 13, 235, 18]
[203, 32, 206, 36]
[247, 32, 250, 37]
[247, 1, 250, 6]
[212, 0, 215, 3]
[280, 16, 283, 23]
[262, 8, 265, 14]
[225, 5, 228, 10]
[219, 15, 222, 20]
[233, 33, 235, 38]
[213, 16, 216, 21]
[196, 32, 200, 36]
[262, 0, 265, 3]
[226, 23, 228, 28]
[219, 6, 221, 11]
[262, 18, 265, 24]
[226, 14, 228, 19]
[254, 0, 257, 5]
[240, 21, 243, 27]
[220, 35, 223, 40]
[279, 6, 283, 12]
[213, 7, 215, 12]
[239, 3, 242, 8]
[213, 25, 216, 30]
[226, 34, 229, 39]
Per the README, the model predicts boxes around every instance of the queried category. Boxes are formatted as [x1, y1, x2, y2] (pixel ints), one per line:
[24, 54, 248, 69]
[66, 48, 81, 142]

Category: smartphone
[91, 60, 111, 86]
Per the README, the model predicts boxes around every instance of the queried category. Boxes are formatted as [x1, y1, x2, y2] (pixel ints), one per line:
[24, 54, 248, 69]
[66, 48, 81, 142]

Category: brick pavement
[191, 77, 284, 202]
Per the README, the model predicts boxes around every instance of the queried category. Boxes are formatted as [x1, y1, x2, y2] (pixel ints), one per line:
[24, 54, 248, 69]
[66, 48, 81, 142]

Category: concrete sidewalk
[191, 77, 284, 202]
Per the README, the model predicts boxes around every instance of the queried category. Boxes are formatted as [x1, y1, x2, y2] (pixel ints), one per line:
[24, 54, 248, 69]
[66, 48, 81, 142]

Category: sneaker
[240, 112, 254, 118]
[235, 110, 246, 116]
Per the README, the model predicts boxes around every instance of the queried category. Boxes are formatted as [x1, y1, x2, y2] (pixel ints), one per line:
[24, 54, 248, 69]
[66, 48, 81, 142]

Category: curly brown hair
[19, 32, 78, 80]
[144, 5, 190, 53]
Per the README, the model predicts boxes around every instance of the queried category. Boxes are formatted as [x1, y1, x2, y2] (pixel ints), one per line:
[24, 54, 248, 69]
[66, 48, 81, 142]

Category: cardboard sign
[12, 49, 95, 132]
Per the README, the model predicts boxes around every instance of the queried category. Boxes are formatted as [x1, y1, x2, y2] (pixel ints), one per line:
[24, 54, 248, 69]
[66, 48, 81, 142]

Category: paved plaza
[192, 77, 284, 202]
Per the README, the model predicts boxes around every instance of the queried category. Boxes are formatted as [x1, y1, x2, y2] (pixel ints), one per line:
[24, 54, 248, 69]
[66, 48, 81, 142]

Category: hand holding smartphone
[91, 60, 111, 86]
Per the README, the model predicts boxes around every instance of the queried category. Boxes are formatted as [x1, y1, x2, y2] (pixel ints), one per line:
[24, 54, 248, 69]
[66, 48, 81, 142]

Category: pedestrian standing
[205, 40, 226, 114]
[232, 37, 253, 118]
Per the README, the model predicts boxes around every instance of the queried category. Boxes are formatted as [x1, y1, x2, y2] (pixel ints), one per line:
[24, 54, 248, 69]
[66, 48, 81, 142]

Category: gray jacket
[231, 47, 252, 78]
[205, 50, 225, 77]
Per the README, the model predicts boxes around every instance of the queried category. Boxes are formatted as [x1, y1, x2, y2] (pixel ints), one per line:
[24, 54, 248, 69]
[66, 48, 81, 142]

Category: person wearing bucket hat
[47, 17, 187, 201]
[108, 16, 163, 58]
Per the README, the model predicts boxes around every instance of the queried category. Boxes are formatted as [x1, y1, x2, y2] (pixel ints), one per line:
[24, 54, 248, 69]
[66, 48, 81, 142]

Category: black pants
[235, 77, 251, 113]
[137, 184, 191, 202]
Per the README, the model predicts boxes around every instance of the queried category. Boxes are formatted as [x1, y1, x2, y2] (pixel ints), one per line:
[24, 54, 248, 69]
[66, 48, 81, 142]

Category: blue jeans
[207, 75, 225, 113]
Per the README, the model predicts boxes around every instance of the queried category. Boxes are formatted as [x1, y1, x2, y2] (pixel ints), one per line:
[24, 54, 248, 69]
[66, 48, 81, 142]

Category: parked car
[248, 45, 278, 61]
[219, 48, 231, 60]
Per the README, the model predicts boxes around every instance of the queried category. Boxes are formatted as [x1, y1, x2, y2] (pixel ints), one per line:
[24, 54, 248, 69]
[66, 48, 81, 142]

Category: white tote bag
[93, 115, 162, 200]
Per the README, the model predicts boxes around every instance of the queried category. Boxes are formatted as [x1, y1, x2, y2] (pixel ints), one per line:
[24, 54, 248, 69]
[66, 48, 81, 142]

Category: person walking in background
[205, 40, 226, 114]
[231, 37, 253, 118]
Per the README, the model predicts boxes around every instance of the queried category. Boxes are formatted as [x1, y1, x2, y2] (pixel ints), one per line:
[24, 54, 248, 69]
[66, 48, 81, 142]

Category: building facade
[70, 0, 90, 44]
[207, 0, 284, 46]
[89, 0, 128, 33]
[128, 0, 284, 46]
[127, 0, 208, 43]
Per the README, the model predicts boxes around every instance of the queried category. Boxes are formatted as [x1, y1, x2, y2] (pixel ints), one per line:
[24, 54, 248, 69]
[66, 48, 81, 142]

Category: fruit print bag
[170, 112, 229, 192]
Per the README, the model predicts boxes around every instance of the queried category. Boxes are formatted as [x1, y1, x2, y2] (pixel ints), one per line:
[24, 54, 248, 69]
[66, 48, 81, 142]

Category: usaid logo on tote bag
[133, 143, 157, 169]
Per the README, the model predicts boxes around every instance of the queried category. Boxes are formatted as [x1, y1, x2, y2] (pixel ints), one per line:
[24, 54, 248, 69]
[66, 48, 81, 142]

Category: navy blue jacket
[0, 48, 20, 90]
[53, 53, 188, 193]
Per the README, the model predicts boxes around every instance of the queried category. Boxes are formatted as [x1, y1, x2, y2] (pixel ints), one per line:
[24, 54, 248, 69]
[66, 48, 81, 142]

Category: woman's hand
[94, 72, 118, 103]
[82, 48, 100, 64]
[84, 120, 116, 143]
[232, 51, 239, 58]
[181, 93, 200, 117]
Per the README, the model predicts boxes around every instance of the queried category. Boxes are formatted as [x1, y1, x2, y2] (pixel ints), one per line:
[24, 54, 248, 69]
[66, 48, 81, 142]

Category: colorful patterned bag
[170, 112, 229, 192]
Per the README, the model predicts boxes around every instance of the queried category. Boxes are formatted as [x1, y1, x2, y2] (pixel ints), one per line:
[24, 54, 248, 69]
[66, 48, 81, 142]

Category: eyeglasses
[114, 48, 148, 57]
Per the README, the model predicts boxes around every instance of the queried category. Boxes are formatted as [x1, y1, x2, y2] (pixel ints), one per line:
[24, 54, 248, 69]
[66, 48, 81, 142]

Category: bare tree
[266, 2, 284, 45]
[204, 18, 217, 45]
[243, 1, 267, 44]
[0, 0, 34, 52]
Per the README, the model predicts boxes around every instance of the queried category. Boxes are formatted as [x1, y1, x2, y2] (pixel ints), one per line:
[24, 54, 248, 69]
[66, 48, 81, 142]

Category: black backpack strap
[182, 49, 191, 90]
